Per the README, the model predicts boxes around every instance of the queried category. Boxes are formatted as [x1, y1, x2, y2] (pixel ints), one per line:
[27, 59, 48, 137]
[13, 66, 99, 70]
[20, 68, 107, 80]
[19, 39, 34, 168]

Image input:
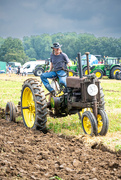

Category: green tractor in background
[33, 58, 50, 76]
[90, 57, 121, 79]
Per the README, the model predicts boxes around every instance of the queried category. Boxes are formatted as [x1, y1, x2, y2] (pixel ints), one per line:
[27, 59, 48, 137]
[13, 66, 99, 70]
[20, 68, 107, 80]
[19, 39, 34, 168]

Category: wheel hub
[83, 117, 91, 134]
[22, 87, 36, 128]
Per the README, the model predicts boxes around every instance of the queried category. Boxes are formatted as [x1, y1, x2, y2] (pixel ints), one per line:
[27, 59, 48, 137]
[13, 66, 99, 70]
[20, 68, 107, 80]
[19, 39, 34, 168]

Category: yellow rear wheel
[21, 78, 47, 130]
[22, 86, 35, 128]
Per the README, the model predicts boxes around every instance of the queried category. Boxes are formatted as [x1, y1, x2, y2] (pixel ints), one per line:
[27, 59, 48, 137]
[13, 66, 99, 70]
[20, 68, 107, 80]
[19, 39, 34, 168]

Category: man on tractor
[40, 42, 72, 96]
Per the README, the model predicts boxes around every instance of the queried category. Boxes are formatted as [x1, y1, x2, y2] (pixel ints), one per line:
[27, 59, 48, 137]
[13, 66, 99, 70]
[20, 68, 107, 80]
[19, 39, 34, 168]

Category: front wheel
[110, 67, 121, 79]
[93, 69, 103, 79]
[21, 78, 47, 131]
[81, 111, 97, 136]
[115, 71, 121, 80]
[34, 68, 44, 76]
[97, 109, 109, 136]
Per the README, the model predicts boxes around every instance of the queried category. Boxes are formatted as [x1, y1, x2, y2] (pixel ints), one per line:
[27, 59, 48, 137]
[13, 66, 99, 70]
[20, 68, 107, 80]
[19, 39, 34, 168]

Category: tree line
[0, 32, 121, 64]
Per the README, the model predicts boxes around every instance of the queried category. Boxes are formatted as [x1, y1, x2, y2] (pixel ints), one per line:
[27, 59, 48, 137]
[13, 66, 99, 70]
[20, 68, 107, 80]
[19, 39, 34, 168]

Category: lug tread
[21, 78, 47, 131]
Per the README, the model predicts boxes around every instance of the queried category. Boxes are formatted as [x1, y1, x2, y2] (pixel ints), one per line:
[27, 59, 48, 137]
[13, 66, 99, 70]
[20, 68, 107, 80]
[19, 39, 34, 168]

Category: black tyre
[118, 72, 121, 80]
[115, 71, 121, 80]
[5, 101, 16, 122]
[115, 71, 119, 80]
[21, 78, 47, 131]
[97, 109, 109, 136]
[34, 68, 44, 76]
[81, 111, 98, 136]
[99, 85, 105, 110]
[93, 69, 103, 79]
[110, 67, 121, 79]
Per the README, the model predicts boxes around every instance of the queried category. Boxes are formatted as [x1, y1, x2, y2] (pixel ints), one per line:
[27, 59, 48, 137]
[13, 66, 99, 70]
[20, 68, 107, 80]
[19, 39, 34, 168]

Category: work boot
[50, 90, 56, 97]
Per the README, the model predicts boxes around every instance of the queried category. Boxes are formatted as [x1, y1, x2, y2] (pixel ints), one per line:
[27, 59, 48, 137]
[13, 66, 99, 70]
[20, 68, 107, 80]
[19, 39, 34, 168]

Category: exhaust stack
[85, 52, 90, 75]
[78, 52, 83, 78]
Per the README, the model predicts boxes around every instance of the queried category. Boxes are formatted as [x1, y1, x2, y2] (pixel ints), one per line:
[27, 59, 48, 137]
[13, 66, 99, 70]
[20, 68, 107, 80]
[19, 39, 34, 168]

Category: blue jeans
[40, 70, 67, 92]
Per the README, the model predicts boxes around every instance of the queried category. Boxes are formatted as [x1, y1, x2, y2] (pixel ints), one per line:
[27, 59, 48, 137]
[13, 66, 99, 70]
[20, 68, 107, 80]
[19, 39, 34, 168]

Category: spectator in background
[8, 65, 12, 77]
[20, 66, 23, 76]
[17, 66, 20, 75]
[23, 67, 28, 76]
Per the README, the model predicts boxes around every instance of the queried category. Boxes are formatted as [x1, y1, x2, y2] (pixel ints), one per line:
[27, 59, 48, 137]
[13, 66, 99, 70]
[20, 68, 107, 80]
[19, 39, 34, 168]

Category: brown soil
[0, 119, 121, 180]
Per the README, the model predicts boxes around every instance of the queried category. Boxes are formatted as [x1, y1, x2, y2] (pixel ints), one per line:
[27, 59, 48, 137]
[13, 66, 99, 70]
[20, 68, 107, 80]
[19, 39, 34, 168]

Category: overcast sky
[0, 0, 121, 39]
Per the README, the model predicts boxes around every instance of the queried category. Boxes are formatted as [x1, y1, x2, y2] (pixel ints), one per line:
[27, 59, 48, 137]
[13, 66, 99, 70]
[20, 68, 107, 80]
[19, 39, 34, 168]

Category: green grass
[0, 80, 22, 107]
[115, 144, 121, 151]
[47, 114, 83, 136]
[100, 79, 121, 133]
[50, 176, 63, 180]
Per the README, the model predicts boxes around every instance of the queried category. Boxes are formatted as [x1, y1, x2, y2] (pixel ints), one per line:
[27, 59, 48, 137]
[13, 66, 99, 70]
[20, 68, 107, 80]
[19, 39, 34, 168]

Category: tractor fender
[35, 64, 43, 70]
[83, 65, 91, 69]
[109, 64, 121, 71]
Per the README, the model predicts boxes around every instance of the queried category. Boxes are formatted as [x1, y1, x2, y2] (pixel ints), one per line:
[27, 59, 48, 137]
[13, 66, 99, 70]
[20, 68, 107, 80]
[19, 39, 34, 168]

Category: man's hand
[45, 69, 51, 73]
[67, 61, 72, 67]
[46, 62, 53, 72]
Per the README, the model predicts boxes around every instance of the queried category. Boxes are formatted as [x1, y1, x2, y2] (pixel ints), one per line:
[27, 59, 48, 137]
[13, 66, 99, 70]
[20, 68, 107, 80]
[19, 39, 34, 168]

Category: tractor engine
[50, 94, 68, 117]
[50, 86, 82, 116]
[66, 75, 100, 113]
[49, 74, 100, 117]
[67, 88, 81, 103]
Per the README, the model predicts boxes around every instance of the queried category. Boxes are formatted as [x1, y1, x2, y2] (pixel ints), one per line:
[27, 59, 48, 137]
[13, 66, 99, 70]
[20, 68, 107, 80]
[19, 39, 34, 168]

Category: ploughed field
[0, 118, 121, 180]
